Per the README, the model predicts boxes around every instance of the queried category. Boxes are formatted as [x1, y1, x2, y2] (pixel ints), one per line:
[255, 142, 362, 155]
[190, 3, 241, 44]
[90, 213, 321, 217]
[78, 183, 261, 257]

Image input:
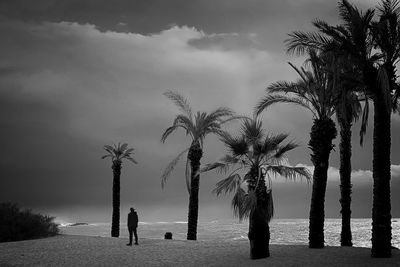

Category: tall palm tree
[327, 53, 364, 247]
[335, 77, 362, 247]
[256, 50, 338, 248]
[202, 117, 310, 259]
[369, 1, 400, 256]
[102, 143, 137, 237]
[161, 91, 235, 240]
[285, 0, 400, 257]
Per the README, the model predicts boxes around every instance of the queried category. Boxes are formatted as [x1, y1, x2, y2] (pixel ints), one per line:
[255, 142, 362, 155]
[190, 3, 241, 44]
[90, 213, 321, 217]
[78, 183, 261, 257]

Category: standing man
[127, 207, 139, 246]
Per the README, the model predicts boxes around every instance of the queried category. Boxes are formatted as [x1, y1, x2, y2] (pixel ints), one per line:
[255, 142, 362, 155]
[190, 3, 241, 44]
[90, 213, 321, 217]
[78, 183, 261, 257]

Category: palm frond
[125, 148, 135, 154]
[212, 173, 242, 196]
[160, 114, 195, 141]
[103, 145, 114, 154]
[126, 156, 138, 164]
[207, 107, 235, 120]
[255, 94, 315, 117]
[221, 115, 250, 125]
[120, 143, 128, 152]
[160, 126, 179, 143]
[267, 80, 303, 94]
[232, 189, 257, 221]
[164, 91, 192, 118]
[377, 0, 400, 15]
[161, 148, 189, 189]
[286, 31, 330, 56]
[231, 188, 246, 221]
[274, 141, 299, 158]
[265, 165, 312, 182]
[220, 132, 249, 157]
[200, 162, 228, 173]
[288, 62, 311, 84]
[266, 189, 274, 223]
[241, 118, 263, 143]
[263, 133, 290, 153]
[241, 191, 258, 221]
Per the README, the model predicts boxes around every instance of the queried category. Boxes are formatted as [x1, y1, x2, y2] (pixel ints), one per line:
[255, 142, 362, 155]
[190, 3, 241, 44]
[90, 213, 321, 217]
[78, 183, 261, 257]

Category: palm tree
[161, 91, 235, 240]
[202, 117, 310, 259]
[326, 53, 364, 247]
[285, 0, 400, 257]
[102, 143, 137, 237]
[335, 77, 362, 247]
[256, 50, 338, 248]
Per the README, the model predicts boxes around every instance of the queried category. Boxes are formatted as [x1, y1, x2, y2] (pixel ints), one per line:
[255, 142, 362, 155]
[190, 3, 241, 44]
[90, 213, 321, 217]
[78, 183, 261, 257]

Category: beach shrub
[0, 202, 59, 242]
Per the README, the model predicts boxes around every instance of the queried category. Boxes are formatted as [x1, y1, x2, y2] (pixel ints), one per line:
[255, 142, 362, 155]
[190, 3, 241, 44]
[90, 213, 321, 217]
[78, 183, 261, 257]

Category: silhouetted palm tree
[325, 53, 364, 247]
[286, 0, 400, 257]
[256, 50, 338, 248]
[203, 117, 310, 259]
[161, 91, 235, 240]
[335, 76, 362, 247]
[102, 143, 137, 237]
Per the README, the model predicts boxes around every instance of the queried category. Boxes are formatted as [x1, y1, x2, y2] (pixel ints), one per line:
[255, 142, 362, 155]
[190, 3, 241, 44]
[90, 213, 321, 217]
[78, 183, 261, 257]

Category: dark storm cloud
[0, 0, 375, 54]
[0, 0, 337, 31]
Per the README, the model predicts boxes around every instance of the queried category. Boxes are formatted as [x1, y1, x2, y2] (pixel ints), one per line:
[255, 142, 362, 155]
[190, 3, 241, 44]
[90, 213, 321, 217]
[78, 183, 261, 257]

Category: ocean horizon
[59, 218, 400, 248]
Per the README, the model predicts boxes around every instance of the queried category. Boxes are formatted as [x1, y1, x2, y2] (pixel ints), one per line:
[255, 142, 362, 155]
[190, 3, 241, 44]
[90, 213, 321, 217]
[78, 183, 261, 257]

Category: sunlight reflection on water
[60, 218, 400, 248]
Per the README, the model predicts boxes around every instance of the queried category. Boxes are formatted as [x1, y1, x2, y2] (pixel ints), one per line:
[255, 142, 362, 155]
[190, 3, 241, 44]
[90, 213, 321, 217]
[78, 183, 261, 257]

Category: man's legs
[133, 228, 138, 245]
[127, 227, 133, 245]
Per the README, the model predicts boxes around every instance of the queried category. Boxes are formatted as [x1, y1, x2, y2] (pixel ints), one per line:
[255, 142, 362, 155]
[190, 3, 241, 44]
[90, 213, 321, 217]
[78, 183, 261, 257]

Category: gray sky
[0, 0, 399, 223]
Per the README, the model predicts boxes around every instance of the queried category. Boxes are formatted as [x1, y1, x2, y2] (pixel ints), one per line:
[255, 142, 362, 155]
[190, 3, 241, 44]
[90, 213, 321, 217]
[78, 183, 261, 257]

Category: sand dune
[0, 235, 398, 266]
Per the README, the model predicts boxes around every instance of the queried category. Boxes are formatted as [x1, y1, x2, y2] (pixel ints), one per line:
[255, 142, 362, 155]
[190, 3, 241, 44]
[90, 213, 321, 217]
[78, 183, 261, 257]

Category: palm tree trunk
[308, 118, 337, 248]
[187, 142, 203, 240]
[111, 161, 121, 237]
[249, 209, 270, 259]
[339, 120, 353, 246]
[371, 97, 392, 258]
[248, 167, 270, 259]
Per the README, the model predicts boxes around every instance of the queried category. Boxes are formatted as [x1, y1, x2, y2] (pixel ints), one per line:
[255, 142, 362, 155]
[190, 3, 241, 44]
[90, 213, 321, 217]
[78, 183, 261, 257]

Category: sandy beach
[0, 235, 398, 267]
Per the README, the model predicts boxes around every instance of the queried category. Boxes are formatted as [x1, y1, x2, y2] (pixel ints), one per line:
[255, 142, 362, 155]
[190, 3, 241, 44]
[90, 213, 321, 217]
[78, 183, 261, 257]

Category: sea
[59, 218, 400, 248]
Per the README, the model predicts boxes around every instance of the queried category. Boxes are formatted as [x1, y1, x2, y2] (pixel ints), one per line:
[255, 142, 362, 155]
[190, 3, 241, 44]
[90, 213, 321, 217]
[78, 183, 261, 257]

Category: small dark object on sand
[69, 223, 88, 226]
[164, 232, 173, 239]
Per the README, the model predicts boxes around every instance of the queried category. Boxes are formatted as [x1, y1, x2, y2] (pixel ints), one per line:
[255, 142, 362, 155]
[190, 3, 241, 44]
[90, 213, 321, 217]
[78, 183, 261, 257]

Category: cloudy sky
[1, 0, 399, 224]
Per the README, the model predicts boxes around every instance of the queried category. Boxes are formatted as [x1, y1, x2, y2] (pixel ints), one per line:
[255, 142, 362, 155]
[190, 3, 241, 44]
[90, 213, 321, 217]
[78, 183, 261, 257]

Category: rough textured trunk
[248, 167, 270, 259]
[339, 120, 353, 246]
[308, 118, 337, 248]
[111, 160, 121, 238]
[186, 142, 203, 240]
[371, 97, 392, 258]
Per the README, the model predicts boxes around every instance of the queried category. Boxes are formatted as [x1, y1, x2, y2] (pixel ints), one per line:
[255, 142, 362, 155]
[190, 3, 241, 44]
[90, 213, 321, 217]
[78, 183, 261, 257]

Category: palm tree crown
[203, 117, 311, 221]
[160, 91, 235, 190]
[102, 143, 138, 165]
[256, 50, 337, 120]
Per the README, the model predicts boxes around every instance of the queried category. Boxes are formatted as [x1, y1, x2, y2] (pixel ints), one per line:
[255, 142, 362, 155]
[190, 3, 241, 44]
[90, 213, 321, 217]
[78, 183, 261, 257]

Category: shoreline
[0, 235, 399, 266]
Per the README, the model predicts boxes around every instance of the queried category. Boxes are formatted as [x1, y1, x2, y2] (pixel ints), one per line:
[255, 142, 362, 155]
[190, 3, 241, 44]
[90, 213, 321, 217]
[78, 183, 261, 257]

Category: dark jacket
[128, 211, 138, 228]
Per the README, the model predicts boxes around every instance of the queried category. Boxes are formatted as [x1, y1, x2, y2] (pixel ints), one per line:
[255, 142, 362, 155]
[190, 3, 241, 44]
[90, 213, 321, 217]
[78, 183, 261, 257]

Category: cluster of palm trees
[160, 0, 399, 260]
[101, 0, 398, 261]
[282, 0, 400, 258]
[160, 91, 311, 259]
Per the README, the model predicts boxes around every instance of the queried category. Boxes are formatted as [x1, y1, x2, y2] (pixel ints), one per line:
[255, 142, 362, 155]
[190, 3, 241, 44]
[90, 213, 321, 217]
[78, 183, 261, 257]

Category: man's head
[130, 208, 135, 212]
